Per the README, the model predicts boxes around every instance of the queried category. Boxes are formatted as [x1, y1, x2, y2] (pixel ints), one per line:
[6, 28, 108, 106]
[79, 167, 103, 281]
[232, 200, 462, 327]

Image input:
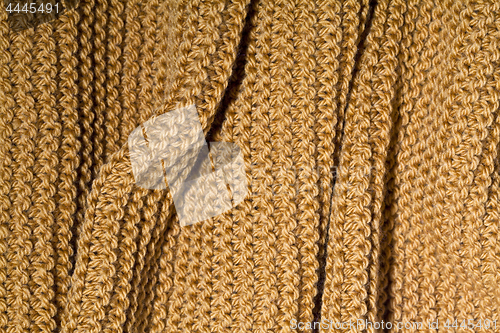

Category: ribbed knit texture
[1, 0, 500, 332]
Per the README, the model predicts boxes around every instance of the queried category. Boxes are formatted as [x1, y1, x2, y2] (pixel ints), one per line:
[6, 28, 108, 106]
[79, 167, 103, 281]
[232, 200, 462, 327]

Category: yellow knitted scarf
[1, 0, 500, 332]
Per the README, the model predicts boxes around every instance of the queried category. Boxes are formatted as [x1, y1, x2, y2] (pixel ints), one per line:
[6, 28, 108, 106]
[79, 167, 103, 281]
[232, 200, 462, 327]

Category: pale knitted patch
[128, 104, 248, 226]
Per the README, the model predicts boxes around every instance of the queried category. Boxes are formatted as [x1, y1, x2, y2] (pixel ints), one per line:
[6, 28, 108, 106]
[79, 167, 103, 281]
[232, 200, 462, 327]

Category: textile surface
[1, 0, 500, 332]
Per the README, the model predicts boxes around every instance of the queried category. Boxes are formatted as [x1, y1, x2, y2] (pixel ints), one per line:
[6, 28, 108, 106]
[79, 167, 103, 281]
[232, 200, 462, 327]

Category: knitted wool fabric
[1, 0, 500, 332]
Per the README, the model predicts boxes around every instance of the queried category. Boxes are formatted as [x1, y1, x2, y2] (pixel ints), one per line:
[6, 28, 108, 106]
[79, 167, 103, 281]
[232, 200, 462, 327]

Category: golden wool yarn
[1, 0, 500, 332]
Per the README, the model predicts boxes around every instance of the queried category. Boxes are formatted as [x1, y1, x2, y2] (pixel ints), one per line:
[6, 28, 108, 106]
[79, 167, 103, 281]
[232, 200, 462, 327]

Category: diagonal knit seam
[311, 0, 377, 330]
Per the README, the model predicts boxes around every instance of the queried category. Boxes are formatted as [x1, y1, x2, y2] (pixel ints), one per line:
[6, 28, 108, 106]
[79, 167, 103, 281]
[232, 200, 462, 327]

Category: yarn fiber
[1, 0, 500, 332]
